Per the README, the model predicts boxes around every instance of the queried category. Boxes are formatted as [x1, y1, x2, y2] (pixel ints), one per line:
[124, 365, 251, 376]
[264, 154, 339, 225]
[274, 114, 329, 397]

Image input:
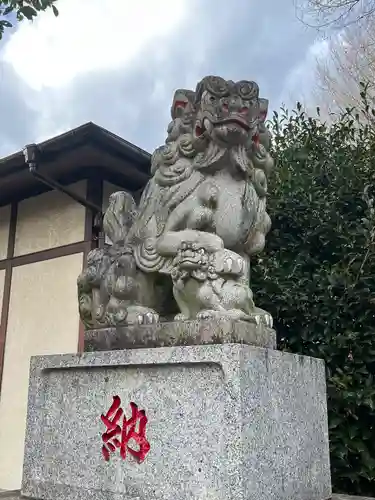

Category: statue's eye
[209, 95, 216, 103]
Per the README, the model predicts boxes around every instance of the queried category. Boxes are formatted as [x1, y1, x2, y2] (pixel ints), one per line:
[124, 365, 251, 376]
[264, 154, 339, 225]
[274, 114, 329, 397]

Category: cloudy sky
[0, 0, 325, 158]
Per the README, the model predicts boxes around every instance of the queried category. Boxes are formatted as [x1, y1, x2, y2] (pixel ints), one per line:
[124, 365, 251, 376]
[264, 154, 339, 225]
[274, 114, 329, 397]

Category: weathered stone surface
[0, 491, 22, 500]
[22, 344, 330, 500]
[78, 76, 275, 330]
[9, 489, 375, 500]
[85, 319, 276, 351]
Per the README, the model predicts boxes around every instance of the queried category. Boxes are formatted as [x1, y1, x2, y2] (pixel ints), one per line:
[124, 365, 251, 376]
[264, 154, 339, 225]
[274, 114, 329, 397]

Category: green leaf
[328, 415, 342, 429]
[3, 6, 14, 16]
[0, 20, 13, 28]
[19, 5, 38, 20]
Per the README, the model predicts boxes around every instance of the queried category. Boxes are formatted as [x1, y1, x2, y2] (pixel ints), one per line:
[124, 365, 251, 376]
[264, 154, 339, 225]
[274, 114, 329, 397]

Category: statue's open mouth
[216, 115, 250, 131]
[195, 114, 251, 137]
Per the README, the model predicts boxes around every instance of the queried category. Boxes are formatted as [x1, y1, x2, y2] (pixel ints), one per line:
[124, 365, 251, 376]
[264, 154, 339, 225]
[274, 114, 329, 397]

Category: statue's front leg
[172, 285, 192, 321]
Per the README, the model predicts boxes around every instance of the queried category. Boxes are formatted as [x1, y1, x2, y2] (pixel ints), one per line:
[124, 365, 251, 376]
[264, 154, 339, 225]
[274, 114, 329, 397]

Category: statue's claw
[196, 310, 216, 320]
[249, 309, 273, 328]
[174, 313, 190, 321]
[137, 311, 160, 325]
[265, 313, 273, 329]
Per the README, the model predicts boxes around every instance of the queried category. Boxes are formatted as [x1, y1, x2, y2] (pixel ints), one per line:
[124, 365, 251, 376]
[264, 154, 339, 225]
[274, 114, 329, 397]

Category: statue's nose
[228, 97, 242, 112]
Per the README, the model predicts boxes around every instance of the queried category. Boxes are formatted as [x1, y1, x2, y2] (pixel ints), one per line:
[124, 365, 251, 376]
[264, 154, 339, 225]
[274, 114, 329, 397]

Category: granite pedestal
[21, 342, 331, 500]
[84, 319, 277, 352]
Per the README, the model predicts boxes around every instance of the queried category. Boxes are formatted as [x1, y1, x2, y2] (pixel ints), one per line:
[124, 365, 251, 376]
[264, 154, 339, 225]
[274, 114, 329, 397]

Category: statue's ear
[171, 89, 195, 119]
[258, 98, 269, 123]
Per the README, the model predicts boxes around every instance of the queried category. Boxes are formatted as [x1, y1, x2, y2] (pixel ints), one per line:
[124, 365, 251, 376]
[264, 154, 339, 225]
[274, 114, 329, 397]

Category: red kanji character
[101, 396, 150, 463]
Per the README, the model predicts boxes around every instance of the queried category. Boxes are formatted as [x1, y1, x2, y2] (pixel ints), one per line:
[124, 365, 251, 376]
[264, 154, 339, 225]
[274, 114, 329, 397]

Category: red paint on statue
[101, 396, 150, 463]
[173, 100, 187, 116]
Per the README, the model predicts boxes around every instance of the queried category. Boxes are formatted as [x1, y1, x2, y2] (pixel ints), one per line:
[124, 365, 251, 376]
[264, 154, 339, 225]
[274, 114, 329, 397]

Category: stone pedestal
[84, 319, 277, 351]
[22, 342, 331, 500]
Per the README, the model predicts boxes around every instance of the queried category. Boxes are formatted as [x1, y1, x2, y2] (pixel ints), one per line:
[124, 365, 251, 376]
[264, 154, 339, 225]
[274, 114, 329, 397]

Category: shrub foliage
[252, 98, 375, 495]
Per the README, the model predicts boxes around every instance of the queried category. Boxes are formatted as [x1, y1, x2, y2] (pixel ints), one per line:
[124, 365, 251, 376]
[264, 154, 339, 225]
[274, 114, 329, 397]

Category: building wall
[0, 205, 10, 260]
[0, 181, 89, 490]
[14, 181, 86, 256]
[0, 254, 83, 489]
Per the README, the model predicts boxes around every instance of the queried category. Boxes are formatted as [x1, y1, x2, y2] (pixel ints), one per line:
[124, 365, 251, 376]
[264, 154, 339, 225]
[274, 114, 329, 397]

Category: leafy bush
[252, 99, 375, 495]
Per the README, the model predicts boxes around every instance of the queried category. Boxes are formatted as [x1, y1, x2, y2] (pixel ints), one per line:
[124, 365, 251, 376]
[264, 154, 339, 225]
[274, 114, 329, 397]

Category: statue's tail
[103, 191, 138, 245]
[102, 190, 167, 273]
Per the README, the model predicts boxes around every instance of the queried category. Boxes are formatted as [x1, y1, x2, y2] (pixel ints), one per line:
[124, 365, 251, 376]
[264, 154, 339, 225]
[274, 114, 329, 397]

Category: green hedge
[251, 101, 375, 495]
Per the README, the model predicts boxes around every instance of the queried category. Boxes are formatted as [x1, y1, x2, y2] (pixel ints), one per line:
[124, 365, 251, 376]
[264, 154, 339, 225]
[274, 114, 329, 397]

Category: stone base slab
[5, 492, 374, 500]
[85, 318, 276, 351]
[22, 344, 331, 500]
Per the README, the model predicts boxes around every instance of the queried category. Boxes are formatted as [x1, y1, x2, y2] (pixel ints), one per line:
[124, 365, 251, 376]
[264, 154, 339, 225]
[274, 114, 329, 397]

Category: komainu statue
[78, 76, 274, 329]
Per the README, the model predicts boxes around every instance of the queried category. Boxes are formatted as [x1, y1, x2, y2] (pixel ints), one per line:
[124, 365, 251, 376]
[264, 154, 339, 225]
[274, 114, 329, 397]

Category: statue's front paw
[196, 310, 217, 320]
[250, 309, 273, 328]
[213, 249, 245, 276]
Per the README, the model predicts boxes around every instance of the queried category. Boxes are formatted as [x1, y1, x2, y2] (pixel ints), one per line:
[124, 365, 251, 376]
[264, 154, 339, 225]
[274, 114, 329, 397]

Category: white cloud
[0, 0, 321, 158]
[0, 0, 191, 155]
[2, 0, 188, 91]
[277, 37, 330, 109]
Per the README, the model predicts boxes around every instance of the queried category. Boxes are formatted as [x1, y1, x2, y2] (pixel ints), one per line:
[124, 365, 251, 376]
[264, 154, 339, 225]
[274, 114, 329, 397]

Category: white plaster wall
[0, 253, 83, 489]
[14, 181, 86, 256]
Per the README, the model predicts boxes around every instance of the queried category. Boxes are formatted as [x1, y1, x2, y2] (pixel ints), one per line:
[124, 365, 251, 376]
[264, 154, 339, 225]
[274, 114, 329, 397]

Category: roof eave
[0, 122, 152, 174]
